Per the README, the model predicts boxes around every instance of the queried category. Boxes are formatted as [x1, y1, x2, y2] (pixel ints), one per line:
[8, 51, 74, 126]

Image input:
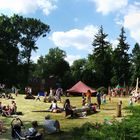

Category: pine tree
[112, 27, 130, 86]
[92, 26, 112, 87]
[131, 43, 140, 85]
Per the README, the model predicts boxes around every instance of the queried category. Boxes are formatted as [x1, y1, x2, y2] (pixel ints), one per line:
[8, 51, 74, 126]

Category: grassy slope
[0, 94, 131, 140]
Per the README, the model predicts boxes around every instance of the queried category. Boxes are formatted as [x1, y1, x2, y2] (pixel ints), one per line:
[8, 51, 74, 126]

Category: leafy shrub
[71, 106, 140, 140]
[18, 89, 25, 94]
[97, 87, 107, 94]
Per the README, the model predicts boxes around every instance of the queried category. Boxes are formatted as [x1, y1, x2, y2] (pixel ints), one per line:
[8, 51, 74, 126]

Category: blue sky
[0, 0, 140, 65]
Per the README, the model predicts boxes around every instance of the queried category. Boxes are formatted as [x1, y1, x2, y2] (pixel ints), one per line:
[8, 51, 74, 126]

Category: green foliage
[131, 43, 140, 85]
[112, 27, 130, 86]
[97, 86, 107, 94]
[0, 14, 20, 85]
[71, 58, 87, 82]
[43, 47, 70, 78]
[71, 106, 140, 140]
[18, 89, 25, 94]
[33, 47, 71, 89]
[0, 14, 50, 86]
[91, 26, 112, 88]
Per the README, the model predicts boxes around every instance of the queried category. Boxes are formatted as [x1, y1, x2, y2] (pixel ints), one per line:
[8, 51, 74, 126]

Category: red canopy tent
[67, 81, 96, 93]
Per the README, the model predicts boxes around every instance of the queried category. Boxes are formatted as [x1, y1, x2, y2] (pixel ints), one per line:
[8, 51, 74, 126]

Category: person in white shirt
[25, 121, 38, 137]
[44, 115, 60, 134]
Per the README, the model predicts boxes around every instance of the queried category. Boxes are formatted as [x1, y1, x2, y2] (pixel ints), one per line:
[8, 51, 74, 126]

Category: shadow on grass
[103, 108, 116, 110]
[0, 117, 74, 140]
[42, 131, 73, 140]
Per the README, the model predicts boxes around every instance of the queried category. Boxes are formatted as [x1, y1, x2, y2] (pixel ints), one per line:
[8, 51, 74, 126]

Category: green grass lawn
[0, 94, 132, 140]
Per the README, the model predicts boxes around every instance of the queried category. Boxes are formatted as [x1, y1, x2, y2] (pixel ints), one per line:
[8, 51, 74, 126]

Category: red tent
[67, 81, 96, 93]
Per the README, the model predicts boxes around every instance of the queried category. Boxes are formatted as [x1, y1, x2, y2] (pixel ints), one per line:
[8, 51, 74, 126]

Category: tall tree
[19, 16, 50, 84]
[40, 47, 70, 80]
[71, 59, 86, 82]
[33, 56, 45, 78]
[131, 43, 140, 85]
[91, 26, 112, 87]
[112, 27, 130, 86]
[0, 15, 20, 86]
[0, 14, 50, 87]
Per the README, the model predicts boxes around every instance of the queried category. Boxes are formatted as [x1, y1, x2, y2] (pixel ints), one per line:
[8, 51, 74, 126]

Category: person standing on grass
[55, 88, 63, 102]
[85, 90, 92, 105]
[96, 92, 101, 109]
[63, 99, 74, 117]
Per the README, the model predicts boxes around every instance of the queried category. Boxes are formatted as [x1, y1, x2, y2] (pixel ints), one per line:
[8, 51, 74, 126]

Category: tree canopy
[0, 16, 139, 90]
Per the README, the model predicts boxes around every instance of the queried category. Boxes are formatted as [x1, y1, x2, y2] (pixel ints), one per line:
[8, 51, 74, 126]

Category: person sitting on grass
[10, 100, 17, 115]
[25, 121, 39, 137]
[2, 105, 11, 117]
[44, 115, 61, 134]
[7, 93, 14, 99]
[82, 97, 86, 106]
[63, 99, 74, 118]
[89, 103, 98, 113]
[48, 99, 62, 113]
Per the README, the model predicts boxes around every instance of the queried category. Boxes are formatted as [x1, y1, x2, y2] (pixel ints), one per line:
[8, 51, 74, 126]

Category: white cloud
[65, 55, 81, 66]
[110, 39, 119, 50]
[123, 2, 140, 44]
[91, 0, 128, 15]
[0, 0, 57, 15]
[50, 25, 98, 51]
[31, 55, 40, 63]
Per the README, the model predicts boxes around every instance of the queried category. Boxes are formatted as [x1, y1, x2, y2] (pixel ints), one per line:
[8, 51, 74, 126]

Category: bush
[71, 106, 140, 140]
[18, 90, 25, 95]
[97, 87, 107, 94]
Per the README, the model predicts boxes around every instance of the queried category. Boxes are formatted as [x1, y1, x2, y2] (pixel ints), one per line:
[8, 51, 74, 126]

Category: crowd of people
[0, 83, 138, 139]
